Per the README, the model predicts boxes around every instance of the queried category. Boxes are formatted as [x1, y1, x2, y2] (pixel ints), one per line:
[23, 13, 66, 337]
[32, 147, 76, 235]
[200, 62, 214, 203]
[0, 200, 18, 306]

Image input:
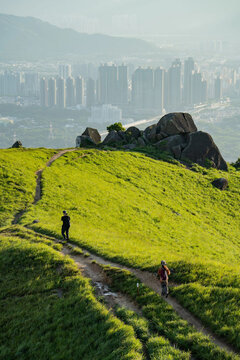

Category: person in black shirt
[61, 210, 70, 241]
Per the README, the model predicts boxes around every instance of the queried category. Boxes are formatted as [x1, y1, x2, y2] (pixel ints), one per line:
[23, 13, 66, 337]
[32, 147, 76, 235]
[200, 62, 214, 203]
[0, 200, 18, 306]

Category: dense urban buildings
[1, 58, 240, 117]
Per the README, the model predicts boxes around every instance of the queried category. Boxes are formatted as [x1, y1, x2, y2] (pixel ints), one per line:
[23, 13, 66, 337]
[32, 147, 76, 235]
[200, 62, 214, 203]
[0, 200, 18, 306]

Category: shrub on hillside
[232, 158, 240, 170]
[107, 122, 125, 133]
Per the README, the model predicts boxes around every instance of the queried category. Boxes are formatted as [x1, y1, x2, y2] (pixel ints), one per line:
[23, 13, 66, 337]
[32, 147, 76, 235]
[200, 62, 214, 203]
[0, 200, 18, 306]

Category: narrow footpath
[12, 149, 76, 225]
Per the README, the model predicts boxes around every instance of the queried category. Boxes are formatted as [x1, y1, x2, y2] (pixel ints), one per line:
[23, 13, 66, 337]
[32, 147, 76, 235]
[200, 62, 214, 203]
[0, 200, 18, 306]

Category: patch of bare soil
[62, 246, 141, 314]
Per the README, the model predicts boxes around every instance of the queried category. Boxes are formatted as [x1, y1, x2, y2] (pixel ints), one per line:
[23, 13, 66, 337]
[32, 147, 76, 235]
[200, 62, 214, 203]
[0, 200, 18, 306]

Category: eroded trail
[34, 149, 76, 204]
[60, 242, 237, 356]
[62, 246, 141, 314]
[12, 149, 76, 225]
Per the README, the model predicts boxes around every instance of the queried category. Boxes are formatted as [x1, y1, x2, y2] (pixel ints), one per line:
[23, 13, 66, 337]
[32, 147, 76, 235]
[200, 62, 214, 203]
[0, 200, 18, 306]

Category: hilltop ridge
[0, 13, 156, 60]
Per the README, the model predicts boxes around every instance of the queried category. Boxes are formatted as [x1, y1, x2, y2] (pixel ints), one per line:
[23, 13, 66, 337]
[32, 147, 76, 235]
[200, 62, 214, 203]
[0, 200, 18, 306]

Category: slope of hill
[0, 148, 57, 226]
[0, 147, 240, 355]
[0, 229, 143, 359]
[0, 13, 156, 60]
[19, 149, 240, 268]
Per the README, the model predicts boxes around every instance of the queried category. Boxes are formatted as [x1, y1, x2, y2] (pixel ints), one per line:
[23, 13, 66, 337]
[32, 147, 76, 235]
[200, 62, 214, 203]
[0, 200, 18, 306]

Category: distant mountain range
[0, 14, 156, 60]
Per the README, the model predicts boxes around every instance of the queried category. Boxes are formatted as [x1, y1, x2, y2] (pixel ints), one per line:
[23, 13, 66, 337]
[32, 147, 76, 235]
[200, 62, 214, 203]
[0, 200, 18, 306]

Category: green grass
[1, 147, 240, 355]
[102, 265, 239, 360]
[19, 149, 240, 280]
[171, 283, 240, 350]
[0, 229, 143, 360]
[115, 307, 190, 359]
[0, 148, 56, 227]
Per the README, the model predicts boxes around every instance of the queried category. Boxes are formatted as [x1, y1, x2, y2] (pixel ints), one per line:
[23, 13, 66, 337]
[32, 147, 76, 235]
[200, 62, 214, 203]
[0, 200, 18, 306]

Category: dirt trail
[34, 149, 76, 204]
[62, 246, 141, 313]
[12, 149, 76, 225]
[60, 243, 237, 356]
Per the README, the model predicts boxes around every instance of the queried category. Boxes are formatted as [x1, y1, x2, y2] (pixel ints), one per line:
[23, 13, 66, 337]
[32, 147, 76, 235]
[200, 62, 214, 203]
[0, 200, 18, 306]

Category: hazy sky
[0, 0, 239, 37]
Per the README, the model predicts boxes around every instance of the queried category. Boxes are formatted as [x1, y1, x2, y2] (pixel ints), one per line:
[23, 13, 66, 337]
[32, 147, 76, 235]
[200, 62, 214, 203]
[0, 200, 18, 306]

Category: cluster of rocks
[76, 112, 228, 171]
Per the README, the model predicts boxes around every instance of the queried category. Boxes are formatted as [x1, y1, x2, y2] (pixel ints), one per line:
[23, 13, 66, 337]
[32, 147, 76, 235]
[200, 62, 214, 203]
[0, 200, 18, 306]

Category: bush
[107, 122, 125, 132]
[232, 158, 240, 170]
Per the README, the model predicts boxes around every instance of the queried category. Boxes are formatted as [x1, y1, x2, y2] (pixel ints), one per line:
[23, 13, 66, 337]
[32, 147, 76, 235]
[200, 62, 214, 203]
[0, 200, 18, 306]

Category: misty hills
[0, 13, 156, 60]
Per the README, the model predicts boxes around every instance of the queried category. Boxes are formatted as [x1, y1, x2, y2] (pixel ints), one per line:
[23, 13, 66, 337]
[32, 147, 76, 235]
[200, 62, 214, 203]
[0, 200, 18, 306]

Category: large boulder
[102, 131, 123, 146]
[125, 126, 141, 139]
[181, 131, 228, 171]
[212, 178, 228, 190]
[143, 124, 157, 143]
[82, 127, 101, 144]
[156, 113, 197, 138]
[76, 135, 95, 147]
[155, 134, 188, 159]
[11, 141, 22, 148]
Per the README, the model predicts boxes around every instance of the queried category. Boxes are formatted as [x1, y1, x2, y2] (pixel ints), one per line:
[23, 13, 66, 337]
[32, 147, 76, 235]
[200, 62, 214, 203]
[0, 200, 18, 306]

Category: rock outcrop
[212, 178, 229, 190]
[76, 113, 228, 171]
[181, 131, 228, 171]
[156, 113, 197, 137]
[11, 141, 22, 148]
[76, 127, 101, 147]
[102, 130, 123, 146]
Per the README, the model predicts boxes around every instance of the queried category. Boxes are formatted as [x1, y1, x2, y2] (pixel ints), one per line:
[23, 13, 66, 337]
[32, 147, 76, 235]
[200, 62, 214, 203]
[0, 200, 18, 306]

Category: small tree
[107, 122, 125, 133]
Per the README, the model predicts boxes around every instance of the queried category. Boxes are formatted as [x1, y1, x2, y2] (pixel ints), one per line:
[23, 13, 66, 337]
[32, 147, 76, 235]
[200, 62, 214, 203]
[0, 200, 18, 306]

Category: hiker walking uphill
[61, 210, 70, 241]
[158, 260, 171, 297]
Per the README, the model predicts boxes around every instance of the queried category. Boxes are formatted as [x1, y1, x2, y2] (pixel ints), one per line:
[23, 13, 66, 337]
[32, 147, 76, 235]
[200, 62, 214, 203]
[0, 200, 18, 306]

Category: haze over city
[0, 0, 240, 161]
[0, 0, 240, 38]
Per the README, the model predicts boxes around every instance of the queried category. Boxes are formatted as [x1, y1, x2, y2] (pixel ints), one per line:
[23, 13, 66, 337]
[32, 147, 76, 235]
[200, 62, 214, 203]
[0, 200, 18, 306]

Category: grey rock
[155, 134, 187, 158]
[156, 133, 165, 141]
[118, 130, 126, 140]
[11, 141, 22, 148]
[137, 137, 146, 147]
[181, 131, 228, 171]
[32, 219, 39, 224]
[143, 124, 158, 143]
[76, 135, 95, 147]
[102, 130, 123, 146]
[82, 127, 101, 144]
[143, 124, 156, 142]
[125, 126, 141, 139]
[212, 178, 228, 190]
[172, 145, 182, 159]
[156, 113, 197, 136]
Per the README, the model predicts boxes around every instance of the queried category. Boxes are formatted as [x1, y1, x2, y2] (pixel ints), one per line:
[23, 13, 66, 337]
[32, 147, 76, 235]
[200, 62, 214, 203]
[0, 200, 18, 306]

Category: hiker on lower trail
[158, 260, 171, 297]
[61, 210, 70, 241]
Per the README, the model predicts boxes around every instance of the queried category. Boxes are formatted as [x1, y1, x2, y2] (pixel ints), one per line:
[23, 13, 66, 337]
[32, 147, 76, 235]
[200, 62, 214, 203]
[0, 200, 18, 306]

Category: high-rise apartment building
[98, 64, 118, 105]
[59, 64, 72, 80]
[75, 76, 84, 105]
[167, 59, 181, 109]
[183, 57, 195, 105]
[48, 78, 57, 107]
[118, 65, 128, 105]
[86, 78, 96, 108]
[24, 73, 39, 97]
[214, 76, 222, 100]
[40, 77, 48, 107]
[154, 67, 164, 112]
[132, 67, 154, 109]
[56, 77, 66, 108]
[66, 77, 75, 107]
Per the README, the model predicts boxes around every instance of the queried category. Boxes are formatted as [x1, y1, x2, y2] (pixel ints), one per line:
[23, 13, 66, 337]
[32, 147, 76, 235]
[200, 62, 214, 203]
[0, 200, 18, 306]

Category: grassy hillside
[0, 228, 143, 359]
[19, 149, 240, 268]
[0, 147, 240, 353]
[0, 148, 56, 226]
